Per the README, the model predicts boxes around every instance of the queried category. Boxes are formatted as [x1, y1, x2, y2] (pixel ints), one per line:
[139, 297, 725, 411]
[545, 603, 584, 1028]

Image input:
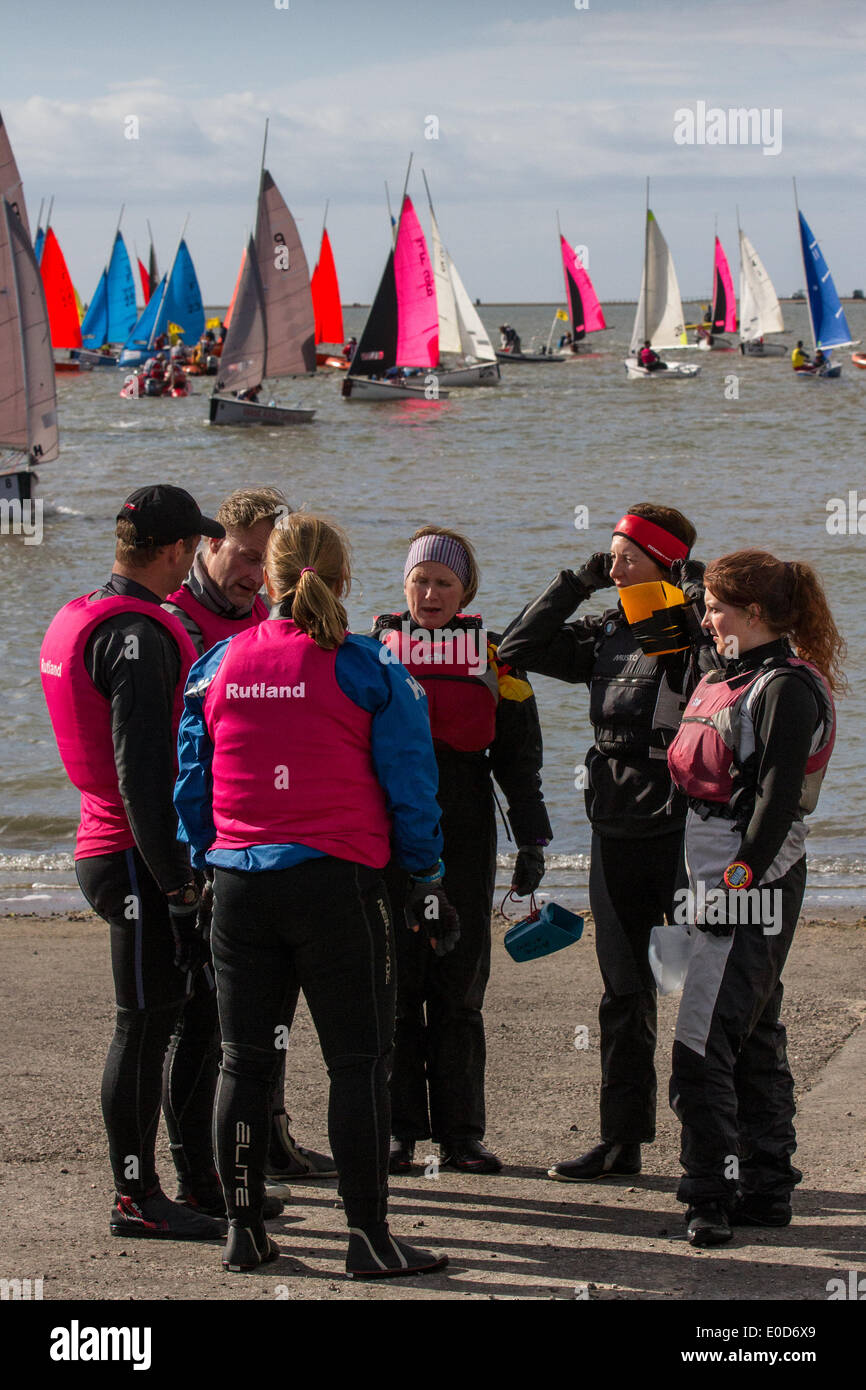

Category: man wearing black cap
[40, 485, 271, 1239]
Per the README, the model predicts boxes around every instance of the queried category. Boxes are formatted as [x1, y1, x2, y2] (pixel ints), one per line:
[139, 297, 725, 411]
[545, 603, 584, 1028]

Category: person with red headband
[499, 504, 717, 1182]
[666, 550, 842, 1246]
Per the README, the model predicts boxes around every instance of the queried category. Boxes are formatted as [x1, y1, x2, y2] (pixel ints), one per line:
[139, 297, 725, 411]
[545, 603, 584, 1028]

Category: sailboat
[693, 235, 736, 350]
[625, 182, 700, 380]
[0, 110, 59, 505]
[40, 222, 84, 370]
[341, 184, 448, 401]
[738, 221, 786, 357]
[210, 124, 316, 426]
[311, 208, 348, 369]
[793, 183, 856, 379]
[76, 218, 138, 366]
[119, 228, 204, 367]
[554, 220, 606, 357]
[423, 174, 499, 386]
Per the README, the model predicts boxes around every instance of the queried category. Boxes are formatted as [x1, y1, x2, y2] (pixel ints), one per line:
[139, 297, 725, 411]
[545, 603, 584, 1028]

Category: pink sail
[394, 195, 438, 368]
[560, 234, 606, 338]
[712, 237, 737, 333]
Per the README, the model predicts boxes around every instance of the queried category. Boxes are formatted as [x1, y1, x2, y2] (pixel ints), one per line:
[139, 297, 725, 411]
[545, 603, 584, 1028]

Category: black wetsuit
[74, 575, 218, 1197]
[499, 571, 716, 1144]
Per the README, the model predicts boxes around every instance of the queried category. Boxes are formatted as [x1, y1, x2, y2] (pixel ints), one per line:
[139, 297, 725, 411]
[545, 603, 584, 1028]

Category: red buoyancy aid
[40, 594, 198, 858]
[203, 622, 392, 867]
[378, 619, 499, 753]
[166, 584, 268, 653]
[667, 656, 835, 811]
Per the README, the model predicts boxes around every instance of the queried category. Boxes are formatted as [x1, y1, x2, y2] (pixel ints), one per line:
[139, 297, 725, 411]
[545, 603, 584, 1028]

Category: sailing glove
[574, 552, 614, 593]
[512, 846, 546, 896]
[669, 558, 706, 601]
[406, 867, 461, 957]
[167, 885, 206, 973]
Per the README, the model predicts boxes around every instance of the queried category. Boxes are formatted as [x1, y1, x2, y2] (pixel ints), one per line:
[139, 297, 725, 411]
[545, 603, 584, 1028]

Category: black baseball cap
[117, 485, 225, 547]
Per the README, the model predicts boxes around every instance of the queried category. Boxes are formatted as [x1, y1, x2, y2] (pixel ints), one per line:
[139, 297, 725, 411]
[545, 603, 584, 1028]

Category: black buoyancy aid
[589, 612, 688, 761]
[374, 613, 499, 753]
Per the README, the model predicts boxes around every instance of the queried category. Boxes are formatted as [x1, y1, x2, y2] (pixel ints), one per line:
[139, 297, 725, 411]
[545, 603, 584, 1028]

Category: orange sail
[41, 226, 82, 349]
[224, 245, 246, 329]
[311, 227, 344, 344]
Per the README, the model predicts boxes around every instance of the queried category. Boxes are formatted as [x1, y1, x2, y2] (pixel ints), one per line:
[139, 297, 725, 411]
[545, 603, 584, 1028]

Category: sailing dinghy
[625, 184, 700, 380]
[555, 223, 606, 357]
[40, 223, 84, 369]
[693, 236, 736, 349]
[423, 174, 498, 386]
[793, 183, 856, 379]
[76, 218, 138, 366]
[341, 191, 449, 401]
[311, 210, 348, 369]
[210, 125, 316, 426]
[0, 111, 59, 505]
[737, 222, 786, 357]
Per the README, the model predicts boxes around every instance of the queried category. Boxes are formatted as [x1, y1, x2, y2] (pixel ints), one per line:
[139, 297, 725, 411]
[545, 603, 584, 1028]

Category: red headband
[613, 514, 690, 569]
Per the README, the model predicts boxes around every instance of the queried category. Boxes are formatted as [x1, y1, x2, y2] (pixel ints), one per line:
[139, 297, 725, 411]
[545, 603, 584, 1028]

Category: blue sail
[119, 273, 169, 364]
[34, 227, 44, 264]
[80, 269, 109, 349]
[164, 239, 204, 343]
[105, 231, 137, 343]
[798, 211, 854, 350]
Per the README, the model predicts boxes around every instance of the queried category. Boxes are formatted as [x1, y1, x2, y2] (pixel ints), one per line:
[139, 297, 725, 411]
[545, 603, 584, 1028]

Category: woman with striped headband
[373, 526, 553, 1175]
[499, 504, 719, 1183]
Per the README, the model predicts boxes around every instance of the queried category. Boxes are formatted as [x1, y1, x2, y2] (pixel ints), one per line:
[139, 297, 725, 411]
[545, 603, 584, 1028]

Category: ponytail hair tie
[300, 566, 317, 576]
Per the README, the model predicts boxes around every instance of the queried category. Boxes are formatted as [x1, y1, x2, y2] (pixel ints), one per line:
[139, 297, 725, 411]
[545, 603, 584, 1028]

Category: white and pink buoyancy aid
[203, 621, 392, 868]
[166, 584, 268, 653]
[40, 594, 198, 858]
[667, 656, 835, 812]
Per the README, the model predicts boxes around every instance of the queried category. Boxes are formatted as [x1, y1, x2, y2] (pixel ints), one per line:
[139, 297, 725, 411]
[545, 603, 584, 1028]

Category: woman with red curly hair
[667, 549, 844, 1247]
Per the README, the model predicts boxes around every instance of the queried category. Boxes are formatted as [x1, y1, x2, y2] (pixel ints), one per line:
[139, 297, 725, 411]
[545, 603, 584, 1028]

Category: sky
[2, 0, 865, 306]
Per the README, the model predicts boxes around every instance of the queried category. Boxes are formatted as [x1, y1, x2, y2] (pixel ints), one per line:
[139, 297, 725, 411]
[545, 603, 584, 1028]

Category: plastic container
[648, 922, 695, 994]
[504, 901, 584, 963]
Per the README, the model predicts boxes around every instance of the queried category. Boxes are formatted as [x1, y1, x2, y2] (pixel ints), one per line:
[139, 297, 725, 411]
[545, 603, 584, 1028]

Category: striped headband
[403, 534, 471, 590]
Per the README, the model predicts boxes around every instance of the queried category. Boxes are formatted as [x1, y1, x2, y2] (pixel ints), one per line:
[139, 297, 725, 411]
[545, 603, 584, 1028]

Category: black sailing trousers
[589, 828, 683, 1145]
[670, 856, 807, 1208]
[210, 857, 395, 1229]
[75, 848, 219, 1196]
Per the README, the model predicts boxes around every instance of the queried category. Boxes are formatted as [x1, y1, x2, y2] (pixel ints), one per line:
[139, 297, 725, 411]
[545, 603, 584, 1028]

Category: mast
[643, 177, 649, 344]
[385, 181, 396, 246]
[320, 198, 329, 245]
[793, 177, 814, 352]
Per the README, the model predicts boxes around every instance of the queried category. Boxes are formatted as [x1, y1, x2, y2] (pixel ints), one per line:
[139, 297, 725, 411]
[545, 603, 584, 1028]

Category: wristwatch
[723, 862, 753, 890]
[168, 881, 199, 906]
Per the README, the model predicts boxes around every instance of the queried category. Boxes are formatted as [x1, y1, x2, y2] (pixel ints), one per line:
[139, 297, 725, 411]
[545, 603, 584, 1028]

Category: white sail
[629, 211, 686, 353]
[738, 229, 784, 342]
[449, 253, 496, 362]
[430, 207, 461, 356]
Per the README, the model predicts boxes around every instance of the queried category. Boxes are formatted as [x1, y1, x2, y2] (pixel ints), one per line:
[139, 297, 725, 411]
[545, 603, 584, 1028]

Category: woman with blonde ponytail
[174, 513, 457, 1279]
[665, 549, 842, 1248]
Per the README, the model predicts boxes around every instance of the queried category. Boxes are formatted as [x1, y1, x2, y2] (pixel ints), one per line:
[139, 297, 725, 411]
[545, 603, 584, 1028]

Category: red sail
[311, 227, 344, 345]
[41, 227, 82, 349]
[138, 257, 151, 304]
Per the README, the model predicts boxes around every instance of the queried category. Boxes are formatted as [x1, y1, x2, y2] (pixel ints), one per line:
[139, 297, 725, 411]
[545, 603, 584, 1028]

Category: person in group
[39, 485, 232, 1241]
[499, 505, 718, 1181]
[343, 335, 358, 361]
[164, 486, 336, 1184]
[499, 324, 521, 354]
[373, 527, 552, 1175]
[174, 513, 457, 1277]
[791, 340, 811, 370]
[666, 550, 842, 1247]
[236, 383, 262, 402]
[639, 340, 668, 371]
[812, 349, 827, 371]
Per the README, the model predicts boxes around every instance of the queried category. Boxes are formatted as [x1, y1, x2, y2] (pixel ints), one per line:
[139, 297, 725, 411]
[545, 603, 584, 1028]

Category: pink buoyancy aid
[668, 657, 835, 810]
[378, 622, 498, 753]
[166, 584, 268, 653]
[204, 621, 391, 867]
[40, 594, 198, 857]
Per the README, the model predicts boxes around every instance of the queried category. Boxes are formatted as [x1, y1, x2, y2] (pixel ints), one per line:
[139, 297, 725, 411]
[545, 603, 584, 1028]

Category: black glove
[669, 558, 706, 601]
[512, 846, 545, 896]
[405, 868, 461, 957]
[167, 886, 206, 973]
[197, 878, 214, 946]
[574, 552, 614, 593]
